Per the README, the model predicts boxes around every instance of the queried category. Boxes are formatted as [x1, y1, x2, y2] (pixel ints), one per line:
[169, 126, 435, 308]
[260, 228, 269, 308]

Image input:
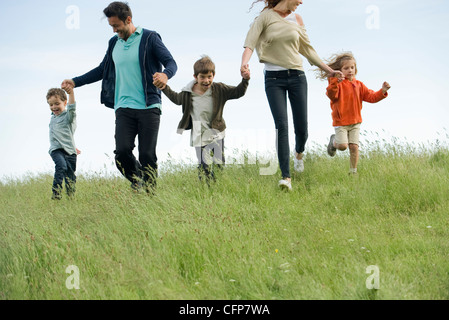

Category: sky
[1, 0, 449, 182]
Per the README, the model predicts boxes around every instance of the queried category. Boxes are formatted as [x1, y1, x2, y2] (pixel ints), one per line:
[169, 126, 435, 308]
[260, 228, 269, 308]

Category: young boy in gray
[158, 56, 250, 183]
[46, 88, 78, 199]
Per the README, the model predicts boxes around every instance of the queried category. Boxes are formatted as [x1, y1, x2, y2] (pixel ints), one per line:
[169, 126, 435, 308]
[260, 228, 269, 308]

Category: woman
[241, 0, 343, 191]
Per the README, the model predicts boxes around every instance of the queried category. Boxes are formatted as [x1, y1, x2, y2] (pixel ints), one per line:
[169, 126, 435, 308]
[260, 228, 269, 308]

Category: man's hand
[62, 79, 75, 91]
[153, 73, 168, 90]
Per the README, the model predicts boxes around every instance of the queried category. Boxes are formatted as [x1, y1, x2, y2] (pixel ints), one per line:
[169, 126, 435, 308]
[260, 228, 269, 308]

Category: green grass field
[1, 141, 448, 300]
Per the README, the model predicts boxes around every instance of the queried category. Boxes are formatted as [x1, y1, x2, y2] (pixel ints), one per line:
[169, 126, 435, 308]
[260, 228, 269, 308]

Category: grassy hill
[1, 143, 448, 300]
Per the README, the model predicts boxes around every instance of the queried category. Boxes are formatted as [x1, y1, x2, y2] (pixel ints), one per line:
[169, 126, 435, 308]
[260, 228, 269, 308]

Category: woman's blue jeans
[265, 69, 308, 179]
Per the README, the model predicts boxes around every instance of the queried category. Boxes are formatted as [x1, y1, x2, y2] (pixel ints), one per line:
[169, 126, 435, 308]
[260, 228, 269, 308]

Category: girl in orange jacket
[317, 52, 391, 174]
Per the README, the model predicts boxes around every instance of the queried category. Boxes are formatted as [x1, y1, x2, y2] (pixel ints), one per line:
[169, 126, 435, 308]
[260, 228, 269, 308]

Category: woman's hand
[330, 70, 344, 81]
[240, 64, 251, 80]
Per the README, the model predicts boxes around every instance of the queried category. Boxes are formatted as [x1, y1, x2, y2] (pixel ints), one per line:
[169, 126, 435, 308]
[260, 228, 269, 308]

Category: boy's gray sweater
[49, 103, 77, 155]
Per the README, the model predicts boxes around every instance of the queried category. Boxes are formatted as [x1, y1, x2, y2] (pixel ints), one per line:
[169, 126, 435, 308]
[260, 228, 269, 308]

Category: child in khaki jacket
[155, 56, 250, 183]
[317, 52, 391, 175]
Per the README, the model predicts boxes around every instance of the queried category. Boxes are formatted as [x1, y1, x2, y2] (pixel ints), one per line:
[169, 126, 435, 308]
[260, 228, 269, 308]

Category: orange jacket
[326, 77, 387, 127]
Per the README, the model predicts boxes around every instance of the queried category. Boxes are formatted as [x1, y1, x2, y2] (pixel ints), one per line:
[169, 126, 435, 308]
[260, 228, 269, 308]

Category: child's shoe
[327, 134, 337, 157]
[67, 184, 76, 199]
[51, 192, 62, 200]
[131, 181, 143, 193]
[278, 179, 292, 191]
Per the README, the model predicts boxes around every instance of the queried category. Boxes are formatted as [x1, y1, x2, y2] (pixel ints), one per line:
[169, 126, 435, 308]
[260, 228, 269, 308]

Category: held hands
[240, 64, 251, 80]
[153, 72, 168, 90]
[61, 79, 75, 92]
[382, 81, 391, 94]
[330, 70, 345, 82]
[61, 79, 75, 104]
[63, 86, 73, 95]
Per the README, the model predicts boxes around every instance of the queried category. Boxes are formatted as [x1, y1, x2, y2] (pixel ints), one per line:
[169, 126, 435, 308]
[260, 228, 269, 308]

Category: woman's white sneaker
[279, 179, 292, 191]
[294, 158, 304, 173]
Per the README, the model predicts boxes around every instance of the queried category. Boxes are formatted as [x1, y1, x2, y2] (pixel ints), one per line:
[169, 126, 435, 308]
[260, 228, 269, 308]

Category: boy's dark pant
[50, 149, 77, 198]
[265, 69, 308, 179]
[114, 108, 161, 189]
[195, 139, 225, 182]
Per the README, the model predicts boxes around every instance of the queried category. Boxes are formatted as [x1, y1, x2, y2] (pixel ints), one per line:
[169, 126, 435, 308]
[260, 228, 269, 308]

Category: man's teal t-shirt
[112, 26, 161, 111]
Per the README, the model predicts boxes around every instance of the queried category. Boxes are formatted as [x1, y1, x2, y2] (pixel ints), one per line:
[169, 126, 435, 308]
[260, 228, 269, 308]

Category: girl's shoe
[327, 134, 337, 157]
[278, 179, 292, 191]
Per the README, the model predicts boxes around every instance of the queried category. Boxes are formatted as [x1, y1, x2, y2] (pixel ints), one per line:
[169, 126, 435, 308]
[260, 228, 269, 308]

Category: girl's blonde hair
[315, 51, 358, 80]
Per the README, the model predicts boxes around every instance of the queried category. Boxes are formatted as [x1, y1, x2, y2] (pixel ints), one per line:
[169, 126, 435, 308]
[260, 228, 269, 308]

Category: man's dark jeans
[114, 107, 161, 188]
[50, 149, 77, 198]
[265, 69, 308, 179]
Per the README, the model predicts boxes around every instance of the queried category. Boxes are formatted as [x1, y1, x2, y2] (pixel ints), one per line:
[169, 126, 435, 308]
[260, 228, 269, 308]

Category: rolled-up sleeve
[243, 16, 265, 50]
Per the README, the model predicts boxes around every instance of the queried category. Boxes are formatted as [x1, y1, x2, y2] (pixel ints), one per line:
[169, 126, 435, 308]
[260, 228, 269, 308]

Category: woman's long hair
[250, 0, 283, 11]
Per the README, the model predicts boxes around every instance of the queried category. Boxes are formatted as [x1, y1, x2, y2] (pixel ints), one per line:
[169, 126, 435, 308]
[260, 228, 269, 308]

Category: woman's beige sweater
[244, 9, 323, 71]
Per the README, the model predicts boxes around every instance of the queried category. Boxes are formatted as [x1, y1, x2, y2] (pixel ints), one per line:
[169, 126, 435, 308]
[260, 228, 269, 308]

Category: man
[62, 1, 177, 193]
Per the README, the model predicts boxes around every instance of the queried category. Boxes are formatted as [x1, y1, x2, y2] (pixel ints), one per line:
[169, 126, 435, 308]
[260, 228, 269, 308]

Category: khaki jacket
[162, 79, 249, 134]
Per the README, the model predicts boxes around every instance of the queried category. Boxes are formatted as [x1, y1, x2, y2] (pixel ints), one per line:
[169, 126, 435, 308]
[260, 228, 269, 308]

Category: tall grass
[1, 138, 449, 300]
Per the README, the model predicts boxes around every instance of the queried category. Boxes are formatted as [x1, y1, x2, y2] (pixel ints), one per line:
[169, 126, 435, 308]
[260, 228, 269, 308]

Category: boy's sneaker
[278, 179, 292, 191]
[294, 157, 304, 173]
[327, 134, 337, 157]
